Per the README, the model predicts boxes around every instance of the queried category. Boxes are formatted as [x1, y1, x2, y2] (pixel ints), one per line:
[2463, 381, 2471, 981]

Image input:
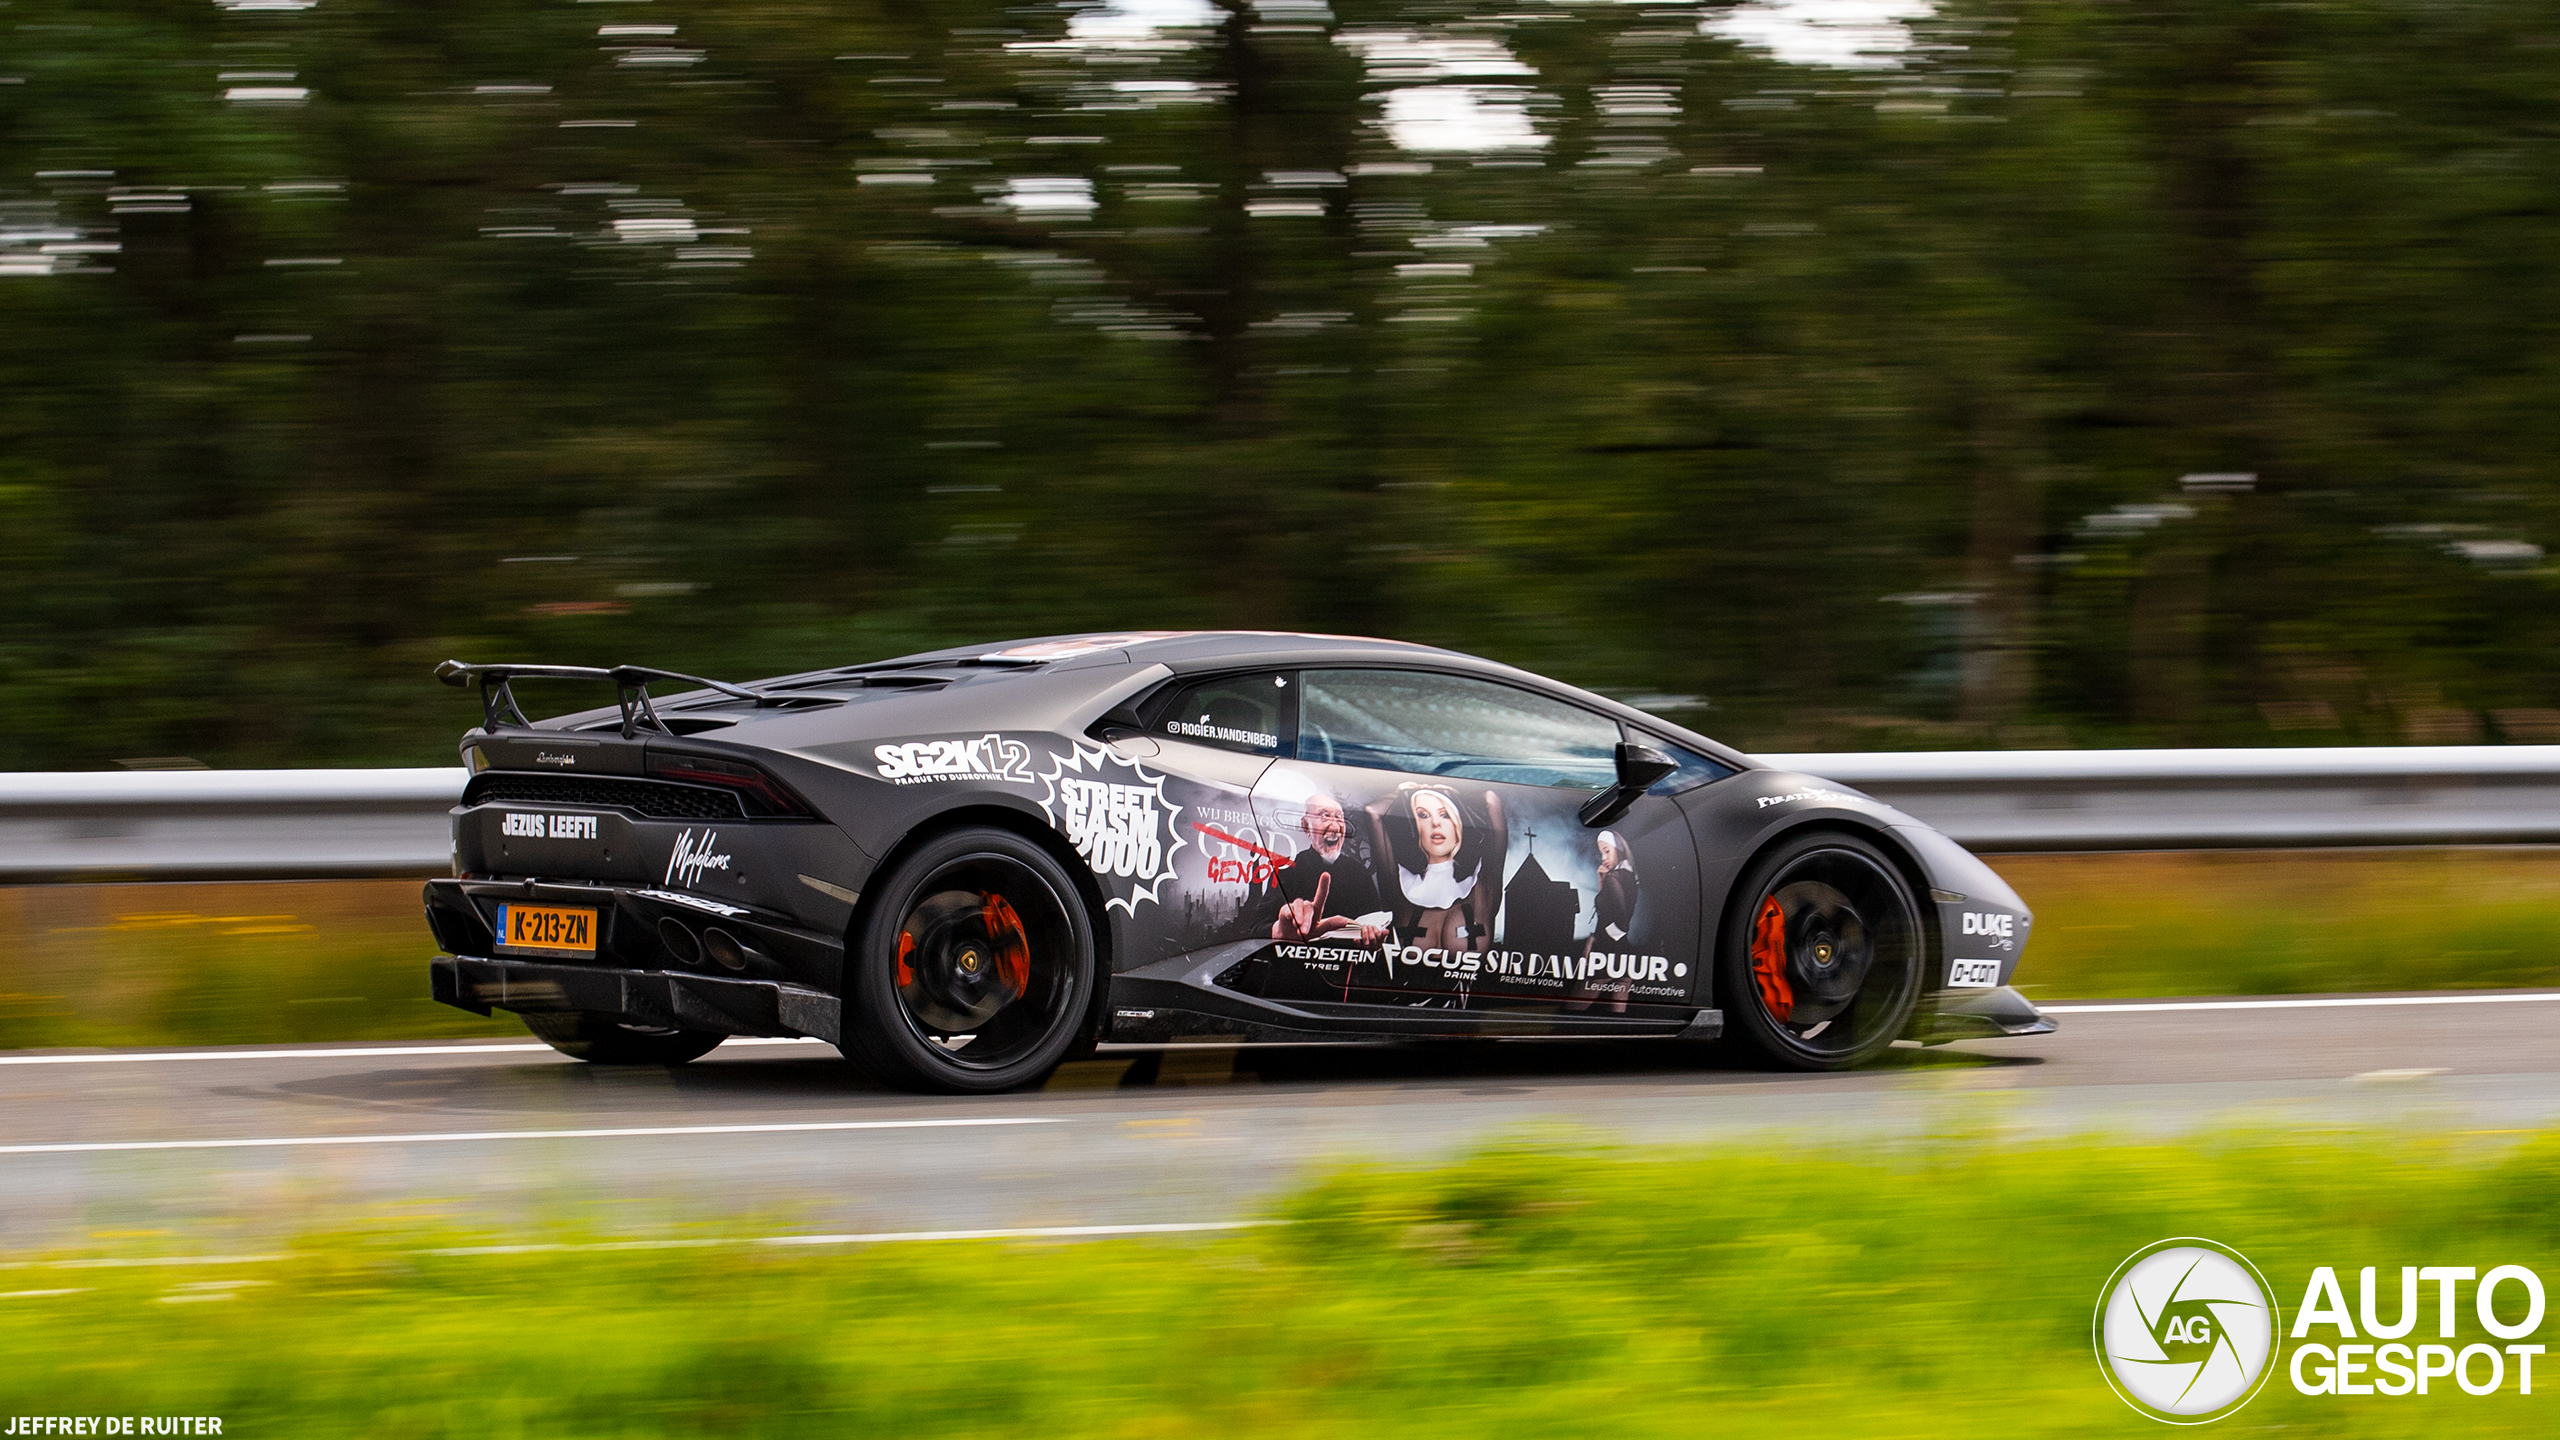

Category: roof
[854, 630, 1465, 670]
[488, 630, 1755, 773]
[831, 630, 1750, 769]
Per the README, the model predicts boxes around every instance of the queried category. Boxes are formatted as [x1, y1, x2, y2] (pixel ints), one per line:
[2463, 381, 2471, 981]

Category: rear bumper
[432, 954, 842, 1047]
[424, 876, 845, 995]
[1905, 985, 2056, 1044]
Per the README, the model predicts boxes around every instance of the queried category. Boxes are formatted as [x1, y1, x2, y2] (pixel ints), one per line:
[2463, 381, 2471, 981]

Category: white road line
[0, 1116, 1061, 1157]
[0, 1036, 828, 1068]
[431, 1220, 1281, 1256]
[2, 1221, 1279, 1272]
[2043, 992, 2560, 1014]
[4, 992, 2550, 1072]
[39, 1254, 287, 1269]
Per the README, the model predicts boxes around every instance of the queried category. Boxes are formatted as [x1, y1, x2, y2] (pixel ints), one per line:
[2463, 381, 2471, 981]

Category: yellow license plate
[495, 903, 598, 955]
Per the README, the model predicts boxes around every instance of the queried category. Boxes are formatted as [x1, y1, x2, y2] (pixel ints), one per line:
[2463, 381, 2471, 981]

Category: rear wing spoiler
[435, 661, 768, 740]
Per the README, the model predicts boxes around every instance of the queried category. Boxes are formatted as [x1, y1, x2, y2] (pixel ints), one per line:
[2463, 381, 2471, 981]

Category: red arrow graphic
[1191, 822, 1295, 868]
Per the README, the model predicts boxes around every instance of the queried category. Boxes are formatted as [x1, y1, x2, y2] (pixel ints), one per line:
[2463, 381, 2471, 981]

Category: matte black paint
[426, 632, 2051, 1052]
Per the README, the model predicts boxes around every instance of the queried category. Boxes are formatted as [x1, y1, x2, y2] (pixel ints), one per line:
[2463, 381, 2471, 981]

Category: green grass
[0, 881, 515, 1049]
[1999, 848, 2560, 999]
[4, 1132, 2555, 1436]
[2, 849, 2555, 1051]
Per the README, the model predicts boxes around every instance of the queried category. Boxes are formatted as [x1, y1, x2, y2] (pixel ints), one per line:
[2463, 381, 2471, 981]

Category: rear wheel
[522, 1011, 726, 1066]
[1716, 831, 1923, 1071]
[842, 826, 1097, 1094]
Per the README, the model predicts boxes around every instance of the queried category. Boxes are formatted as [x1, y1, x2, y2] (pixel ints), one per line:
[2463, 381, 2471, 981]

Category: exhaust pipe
[657, 917, 703, 967]
[701, 926, 760, 972]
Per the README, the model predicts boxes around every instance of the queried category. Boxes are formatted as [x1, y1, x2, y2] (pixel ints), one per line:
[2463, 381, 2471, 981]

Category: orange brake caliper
[896, 930, 916, 990]
[1749, 896, 1794, 1022]
[981, 894, 1031, 997]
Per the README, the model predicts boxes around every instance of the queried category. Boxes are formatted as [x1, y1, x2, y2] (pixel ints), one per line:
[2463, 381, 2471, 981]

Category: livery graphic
[1756, 786, 1848, 810]
[1036, 744, 1186, 915]
[871, 733, 1036, 785]
[1276, 938, 1683, 999]
[1961, 911, 2020, 949]
[1192, 809, 1291, 888]
[664, 828, 733, 888]
[1219, 765, 1689, 1006]
[502, 812, 599, 840]
[1947, 958, 2001, 988]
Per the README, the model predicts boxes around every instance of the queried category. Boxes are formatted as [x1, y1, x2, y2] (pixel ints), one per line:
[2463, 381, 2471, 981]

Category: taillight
[645, 751, 816, 818]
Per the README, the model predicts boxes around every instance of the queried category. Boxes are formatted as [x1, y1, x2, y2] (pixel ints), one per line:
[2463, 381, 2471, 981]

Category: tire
[1715, 830, 1924, 1071]
[522, 1011, 727, 1066]
[841, 825, 1099, 1094]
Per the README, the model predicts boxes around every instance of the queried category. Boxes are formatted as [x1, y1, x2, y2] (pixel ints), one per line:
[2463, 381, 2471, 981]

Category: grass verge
[0, 881, 515, 1049]
[1998, 847, 2560, 998]
[3, 1131, 2555, 1436]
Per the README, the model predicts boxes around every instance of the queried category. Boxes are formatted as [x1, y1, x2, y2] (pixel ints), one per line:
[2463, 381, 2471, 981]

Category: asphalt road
[2, 992, 2555, 1254]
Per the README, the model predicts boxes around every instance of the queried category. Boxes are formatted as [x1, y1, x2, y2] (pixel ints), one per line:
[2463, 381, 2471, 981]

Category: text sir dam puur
[1277, 942, 1684, 984]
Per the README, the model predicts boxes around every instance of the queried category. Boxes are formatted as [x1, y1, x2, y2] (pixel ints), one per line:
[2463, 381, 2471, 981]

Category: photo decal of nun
[1575, 829, 1643, 1010]
[1361, 781, 1507, 956]
[1593, 829, 1640, 948]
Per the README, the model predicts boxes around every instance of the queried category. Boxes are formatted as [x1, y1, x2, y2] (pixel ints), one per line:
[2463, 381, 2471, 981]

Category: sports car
[424, 631, 2052, 1092]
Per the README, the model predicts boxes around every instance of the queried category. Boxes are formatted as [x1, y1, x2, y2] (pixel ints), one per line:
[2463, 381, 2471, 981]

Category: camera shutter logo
[2096, 1238, 2283, 1424]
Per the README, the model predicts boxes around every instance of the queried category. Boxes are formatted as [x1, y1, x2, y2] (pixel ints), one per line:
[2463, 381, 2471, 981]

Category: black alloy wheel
[1716, 831, 1924, 1071]
[521, 1011, 727, 1065]
[843, 826, 1098, 1094]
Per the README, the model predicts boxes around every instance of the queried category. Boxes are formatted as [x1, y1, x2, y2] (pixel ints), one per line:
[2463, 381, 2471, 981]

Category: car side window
[1632, 732, 1738, 793]
[1152, 672, 1296, 757]
[1297, 670, 1620, 790]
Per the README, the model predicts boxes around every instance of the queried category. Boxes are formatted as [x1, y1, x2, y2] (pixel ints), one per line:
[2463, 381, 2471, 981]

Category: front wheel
[841, 826, 1099, 1094]
[1715, 831, 1924, 1071]
[522, 1011, 726, 1066]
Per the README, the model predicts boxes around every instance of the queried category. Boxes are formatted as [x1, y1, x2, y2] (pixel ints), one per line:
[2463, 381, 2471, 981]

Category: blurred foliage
[0, 880, 516, 1047]
[3, 1132, 2556, 1434]
[6, 849, 2552, 1048]
[1998, 846, 2560, 998]
[5, 1, 2560, 767]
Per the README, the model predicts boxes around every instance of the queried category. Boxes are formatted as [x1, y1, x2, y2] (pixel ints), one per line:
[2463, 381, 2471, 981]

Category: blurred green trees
[3, 0, 2556, 767]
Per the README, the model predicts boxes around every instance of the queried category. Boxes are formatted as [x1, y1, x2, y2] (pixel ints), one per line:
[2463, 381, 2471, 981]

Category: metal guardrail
[1, 746, 2556, 882]
[0, 768, 466, 882]
[1760, 746, 2560, 852]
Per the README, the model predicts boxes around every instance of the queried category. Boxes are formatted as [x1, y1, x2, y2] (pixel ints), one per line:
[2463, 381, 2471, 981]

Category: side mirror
[1578, 743, 1680, 828]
